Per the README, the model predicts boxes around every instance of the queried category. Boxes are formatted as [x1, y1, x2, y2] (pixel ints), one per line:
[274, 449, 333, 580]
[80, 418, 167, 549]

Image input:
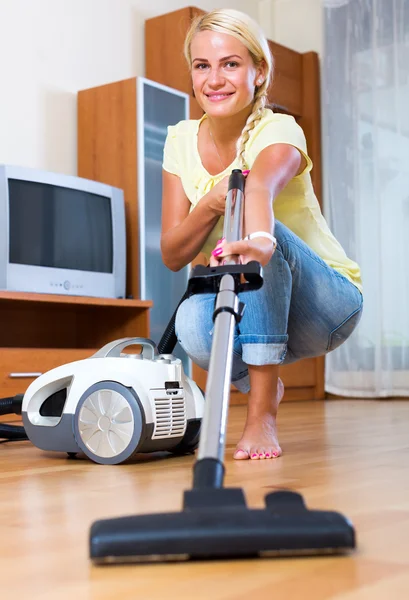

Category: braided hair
[236, 80, 269, 169]
[184, 9, 274, 169]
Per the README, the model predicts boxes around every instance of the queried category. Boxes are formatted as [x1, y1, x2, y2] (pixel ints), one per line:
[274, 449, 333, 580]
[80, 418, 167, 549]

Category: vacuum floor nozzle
[90, 489, 355, 564]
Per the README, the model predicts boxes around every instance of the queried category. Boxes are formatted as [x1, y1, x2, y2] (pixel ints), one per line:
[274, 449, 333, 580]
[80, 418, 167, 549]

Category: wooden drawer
[0, 348, 96, 397]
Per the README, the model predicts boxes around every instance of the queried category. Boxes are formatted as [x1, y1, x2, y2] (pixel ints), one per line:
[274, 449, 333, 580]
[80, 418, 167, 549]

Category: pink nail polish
[212, 247, 223, 257]
[242, 169, 250, 175]
[265, 453, 270, 458]
[272, 452, 278, 457]
[251, 453, 258, 458]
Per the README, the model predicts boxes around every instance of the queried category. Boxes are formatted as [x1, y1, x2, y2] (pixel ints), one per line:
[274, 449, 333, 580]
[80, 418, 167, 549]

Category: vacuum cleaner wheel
[73, 381, 144, 465]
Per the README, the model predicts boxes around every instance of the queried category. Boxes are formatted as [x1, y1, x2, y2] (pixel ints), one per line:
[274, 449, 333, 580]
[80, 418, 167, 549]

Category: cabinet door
[137, 77, 191, 373]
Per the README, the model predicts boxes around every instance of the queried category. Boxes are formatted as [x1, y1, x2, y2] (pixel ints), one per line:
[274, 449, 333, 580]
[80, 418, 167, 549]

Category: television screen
[8, 179, 113, 273]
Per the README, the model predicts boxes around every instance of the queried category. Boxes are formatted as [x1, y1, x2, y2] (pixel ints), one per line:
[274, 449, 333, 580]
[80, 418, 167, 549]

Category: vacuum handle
[227, 169, 245, 194]
[222, 169, 245, 265]
[91, 338, 158, 360]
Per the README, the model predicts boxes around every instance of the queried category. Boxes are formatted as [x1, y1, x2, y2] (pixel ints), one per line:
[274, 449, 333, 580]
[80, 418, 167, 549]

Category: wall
[0, 0, 259, 176]
[260, 0, 323, 56]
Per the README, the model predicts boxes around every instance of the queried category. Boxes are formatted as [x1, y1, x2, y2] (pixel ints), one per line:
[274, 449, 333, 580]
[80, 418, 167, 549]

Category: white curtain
[322, 0, 409, 397]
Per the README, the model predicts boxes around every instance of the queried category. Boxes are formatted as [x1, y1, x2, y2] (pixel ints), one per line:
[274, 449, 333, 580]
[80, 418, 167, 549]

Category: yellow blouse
[163, 109, 362, 292]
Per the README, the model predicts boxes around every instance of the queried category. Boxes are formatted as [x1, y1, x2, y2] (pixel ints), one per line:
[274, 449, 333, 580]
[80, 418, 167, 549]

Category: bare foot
[234, 377, 284, 460]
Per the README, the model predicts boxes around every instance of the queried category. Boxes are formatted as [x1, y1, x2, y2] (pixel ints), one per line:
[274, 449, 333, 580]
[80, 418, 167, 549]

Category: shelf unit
[0, 292, 151, 396]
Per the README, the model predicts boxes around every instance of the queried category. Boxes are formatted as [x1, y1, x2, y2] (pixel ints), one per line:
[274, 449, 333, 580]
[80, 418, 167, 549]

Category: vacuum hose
[0, 394, 28, 441]
[0, 423, 27, 441]
[0, 394, 23, 416]
[157, 288, 191, 355]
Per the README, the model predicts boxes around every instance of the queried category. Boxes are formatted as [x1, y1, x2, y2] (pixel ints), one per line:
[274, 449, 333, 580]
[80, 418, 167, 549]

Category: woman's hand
[206, 176, 230, 216]
[206, 171, 249, 217]
[209, 236, 275, 267]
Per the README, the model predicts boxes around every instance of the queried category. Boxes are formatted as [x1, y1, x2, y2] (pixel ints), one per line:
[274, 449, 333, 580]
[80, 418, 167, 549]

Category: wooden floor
[2, 400, 409, 599]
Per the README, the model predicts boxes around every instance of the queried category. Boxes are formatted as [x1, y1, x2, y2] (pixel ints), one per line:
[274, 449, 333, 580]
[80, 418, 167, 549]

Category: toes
[233, 449, 250, 460]
[259, 448, 282, 459]
[254, 448, 270, 459]
[234, 445, 282, 461]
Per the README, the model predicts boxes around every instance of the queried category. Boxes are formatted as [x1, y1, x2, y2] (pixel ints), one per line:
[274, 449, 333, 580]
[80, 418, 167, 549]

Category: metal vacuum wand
[222, 169, 245, 266]
[193, 169, 246, 488]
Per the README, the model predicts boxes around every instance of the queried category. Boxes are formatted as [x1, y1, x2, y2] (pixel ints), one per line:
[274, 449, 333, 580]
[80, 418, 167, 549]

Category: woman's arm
[210, 143, 304, 266]
[243, 142, 304, 235]
[161, 170, 229, 271]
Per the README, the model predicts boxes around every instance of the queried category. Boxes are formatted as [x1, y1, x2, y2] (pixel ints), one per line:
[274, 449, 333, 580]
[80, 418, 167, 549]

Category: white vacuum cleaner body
[22, 338, 204, 464]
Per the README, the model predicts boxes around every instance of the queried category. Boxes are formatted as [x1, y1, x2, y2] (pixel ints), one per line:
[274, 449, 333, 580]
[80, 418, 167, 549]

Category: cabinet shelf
[0, 291, 152, 309]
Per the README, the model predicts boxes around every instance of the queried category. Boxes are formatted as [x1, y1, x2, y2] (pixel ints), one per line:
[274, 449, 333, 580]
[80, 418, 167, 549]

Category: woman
[161, 9, 363, 461]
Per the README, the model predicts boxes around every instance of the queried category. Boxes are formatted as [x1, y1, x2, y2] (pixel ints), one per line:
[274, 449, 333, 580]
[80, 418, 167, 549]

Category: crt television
[0, 165, 126, 299]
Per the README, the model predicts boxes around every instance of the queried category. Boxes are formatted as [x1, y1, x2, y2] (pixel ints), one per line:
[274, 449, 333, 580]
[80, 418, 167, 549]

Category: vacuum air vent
[153, 395, 186, 439]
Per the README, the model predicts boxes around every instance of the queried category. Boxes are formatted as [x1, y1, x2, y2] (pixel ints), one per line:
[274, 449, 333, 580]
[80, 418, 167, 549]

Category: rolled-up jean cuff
[242, 341, 287, 366]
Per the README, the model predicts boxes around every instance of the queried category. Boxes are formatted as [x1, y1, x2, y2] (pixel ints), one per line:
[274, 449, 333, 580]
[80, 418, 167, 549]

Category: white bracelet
[245, 231, 277, 250]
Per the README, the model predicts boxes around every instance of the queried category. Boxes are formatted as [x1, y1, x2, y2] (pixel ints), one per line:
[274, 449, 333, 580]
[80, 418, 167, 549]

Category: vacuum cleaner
[89, 169, 356, 564]
[0, 296, 205, 462]
[16, 338, 203, 463]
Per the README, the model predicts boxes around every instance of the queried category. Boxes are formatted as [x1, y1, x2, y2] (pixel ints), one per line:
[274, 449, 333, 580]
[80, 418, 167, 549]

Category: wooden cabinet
[145, 7, 204, 102]
[0, 292, 151, 397]
[145, 7, 325, 402]
[77, 77, 192, 372]
[78, 78, 141, 300]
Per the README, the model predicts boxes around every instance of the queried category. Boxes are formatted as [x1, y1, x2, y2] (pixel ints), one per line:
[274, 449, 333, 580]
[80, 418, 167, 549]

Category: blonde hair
[184, 9, 274, 169]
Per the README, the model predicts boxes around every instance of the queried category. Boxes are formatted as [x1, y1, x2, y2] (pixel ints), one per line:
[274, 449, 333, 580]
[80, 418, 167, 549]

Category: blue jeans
[175, 221, 363, 393]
